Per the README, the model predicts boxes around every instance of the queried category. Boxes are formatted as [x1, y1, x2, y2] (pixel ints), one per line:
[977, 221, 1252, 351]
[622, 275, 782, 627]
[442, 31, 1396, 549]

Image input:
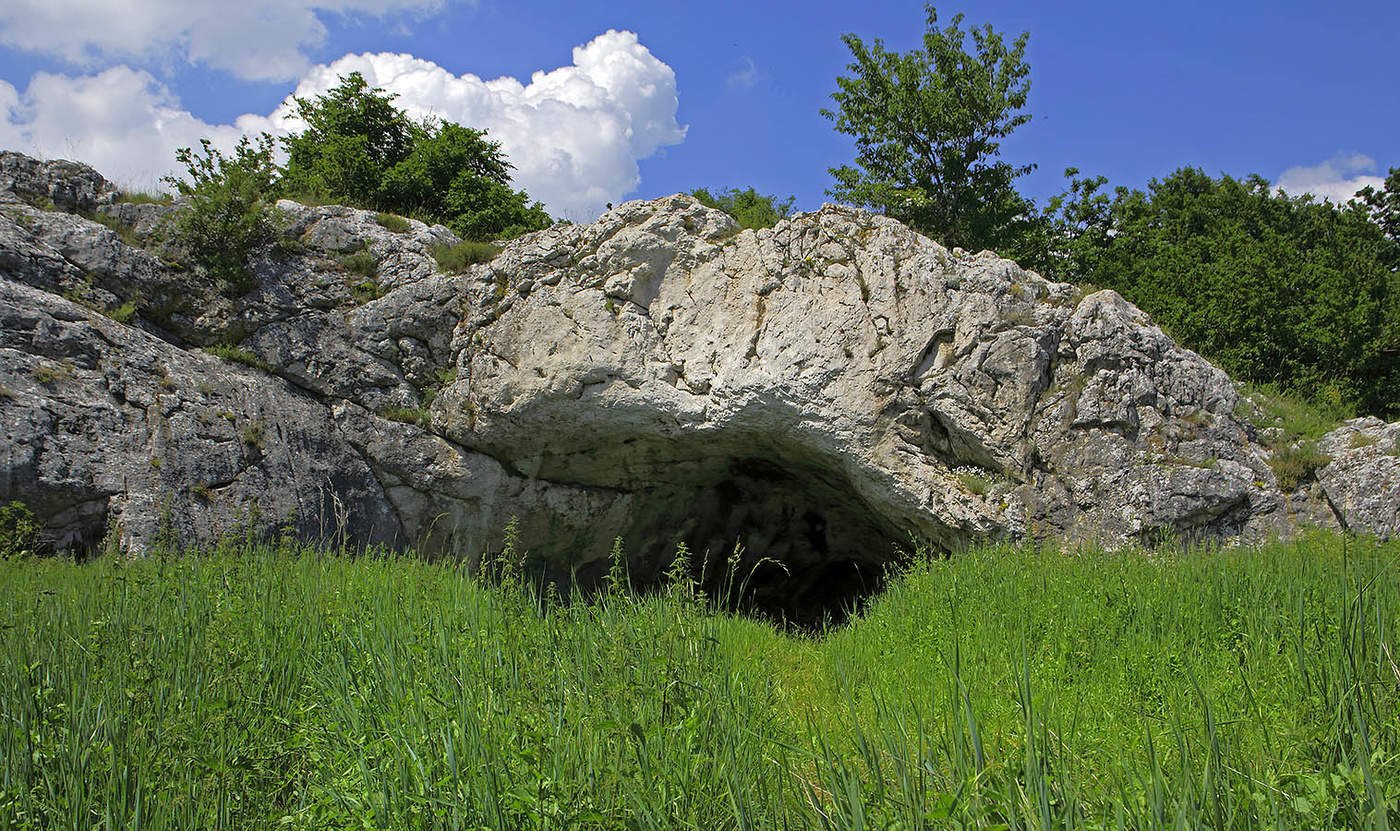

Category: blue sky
[1, 0, 1396, 220]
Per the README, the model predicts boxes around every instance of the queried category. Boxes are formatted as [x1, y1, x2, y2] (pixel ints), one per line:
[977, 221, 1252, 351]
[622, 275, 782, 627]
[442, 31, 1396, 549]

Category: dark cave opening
[606, 455, 915, 629]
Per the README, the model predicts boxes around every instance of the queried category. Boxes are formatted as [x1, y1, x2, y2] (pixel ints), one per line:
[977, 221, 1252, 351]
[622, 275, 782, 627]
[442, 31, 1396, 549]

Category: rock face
[1, 153, 1395, 610]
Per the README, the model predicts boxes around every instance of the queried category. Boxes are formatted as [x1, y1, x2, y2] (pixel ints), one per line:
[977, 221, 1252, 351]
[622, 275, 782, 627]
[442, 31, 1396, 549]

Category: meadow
[0, 531, 1396, 829]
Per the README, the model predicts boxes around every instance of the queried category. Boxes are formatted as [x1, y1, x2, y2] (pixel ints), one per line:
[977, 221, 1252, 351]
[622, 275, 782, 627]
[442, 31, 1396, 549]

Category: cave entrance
[613, 456, 912, 629]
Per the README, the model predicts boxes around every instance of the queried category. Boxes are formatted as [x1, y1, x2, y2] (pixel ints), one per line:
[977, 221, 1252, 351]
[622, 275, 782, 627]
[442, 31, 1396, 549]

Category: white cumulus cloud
[0, 31, 686, 220]
[0, 0, 458, 82]
[0, 67, 273, 191]
[1276, 153, 1386, 204]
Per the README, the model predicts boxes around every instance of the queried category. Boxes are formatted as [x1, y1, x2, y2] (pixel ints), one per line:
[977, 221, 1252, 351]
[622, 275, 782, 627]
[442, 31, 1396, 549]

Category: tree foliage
[822, 4, 1037, 257]
[1359, 167, 1400, 246]
[690, 187, 795, 230]
[280, 72, 550, 241]
[1042, 168, 1400, 418]
[163, 135, 281, 290]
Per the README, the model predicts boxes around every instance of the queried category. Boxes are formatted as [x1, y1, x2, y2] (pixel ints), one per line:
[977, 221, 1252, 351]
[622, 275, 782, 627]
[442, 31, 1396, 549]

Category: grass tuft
[337, 249, 379, 278]
[1269, 439, 1332, 491]
[375, 212, 412, 233]
[380, 406, 430, 427]
[432, 240, 500, 272]
[204, 344, 273, 373]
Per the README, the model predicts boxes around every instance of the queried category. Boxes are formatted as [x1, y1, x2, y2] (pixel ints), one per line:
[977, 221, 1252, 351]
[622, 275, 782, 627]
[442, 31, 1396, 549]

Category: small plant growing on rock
[1348, 432, 1379, 449]
[380, 406, 429, 427]
[205, 344, 273, 373]
[107, 300, 138, 324]
[117, 190, 173, 206]
[240, 421, 265, 451]
[31, 359, 75, 385]
[1269, 440, 1331, 492]
[375, 212, 411, 233]
[338, 249, 379, 278]
[350, 279, 384, 305]
[432, 241, 499, 272]
[957, 470, 991, 496]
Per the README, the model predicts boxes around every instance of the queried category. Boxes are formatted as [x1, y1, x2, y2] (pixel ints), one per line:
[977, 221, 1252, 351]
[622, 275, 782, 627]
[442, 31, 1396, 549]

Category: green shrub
[380, 406, 429, 427]
[0, 501, 40, 558]
[1042, 168, 1400, 418]
[350, 279, 384, 305]
[271, 236, 306, 258]
[691, 186, 795, 230]
[432, 241, 499, 272]
[164, 135, 281, 293]
[107, 300, 138, 324]
[204, 344, 273, 373]
[374, 212, 411, 233]
[337, 250, 379, 278]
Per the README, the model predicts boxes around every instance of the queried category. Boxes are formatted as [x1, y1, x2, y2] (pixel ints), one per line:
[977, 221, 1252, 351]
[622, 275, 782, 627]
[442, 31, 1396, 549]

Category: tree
[1358, 167, 1400, 245]
[280, 72, 551, 241]
[380, 122, 550, 241]
[822, 4, 1038, 257]
[164, 134, 281, 290]
[1042, 167, 1400, 418]
[281, 72, 419, 206]
[690, 187, 795, 230]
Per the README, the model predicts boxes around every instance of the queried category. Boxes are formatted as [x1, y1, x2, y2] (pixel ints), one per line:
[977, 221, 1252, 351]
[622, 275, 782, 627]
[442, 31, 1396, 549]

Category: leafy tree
[822, 4, 1038, 258]
[1043, 167, 1400, 418]
[280, 73, 550, 241]
[381, 122, 550, 240]
[690, 186, 795, 230]
[163, 134, 281, 290]
[281, 72, 419, 206]
[1359, 167, 1400, 245]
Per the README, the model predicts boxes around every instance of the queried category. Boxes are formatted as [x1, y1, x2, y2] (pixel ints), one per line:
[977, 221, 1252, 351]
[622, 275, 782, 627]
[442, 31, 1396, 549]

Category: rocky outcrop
[1, 152, 1395, 609]
[1314, 418, 1400, 538]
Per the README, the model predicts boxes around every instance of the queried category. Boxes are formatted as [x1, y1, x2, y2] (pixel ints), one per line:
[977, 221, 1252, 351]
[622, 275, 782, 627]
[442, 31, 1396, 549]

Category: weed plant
[203, 344, 273, 373]
[375, 213, 412, 233]
[433, 241, 500, 272]
[0, 532, 1396, 829]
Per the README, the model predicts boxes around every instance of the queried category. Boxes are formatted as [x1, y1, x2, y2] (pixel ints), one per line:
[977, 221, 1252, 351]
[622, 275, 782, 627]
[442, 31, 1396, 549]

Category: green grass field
[1, 532, 1397, 829]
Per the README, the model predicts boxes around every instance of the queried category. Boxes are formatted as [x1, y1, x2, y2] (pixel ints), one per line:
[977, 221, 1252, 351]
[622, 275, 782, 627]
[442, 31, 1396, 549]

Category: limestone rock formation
[1, 152, 1395, 610]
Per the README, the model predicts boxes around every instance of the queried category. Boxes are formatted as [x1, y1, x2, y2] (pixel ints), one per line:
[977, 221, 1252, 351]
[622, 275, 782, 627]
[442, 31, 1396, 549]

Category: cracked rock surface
[1, 153, 1395, 601]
